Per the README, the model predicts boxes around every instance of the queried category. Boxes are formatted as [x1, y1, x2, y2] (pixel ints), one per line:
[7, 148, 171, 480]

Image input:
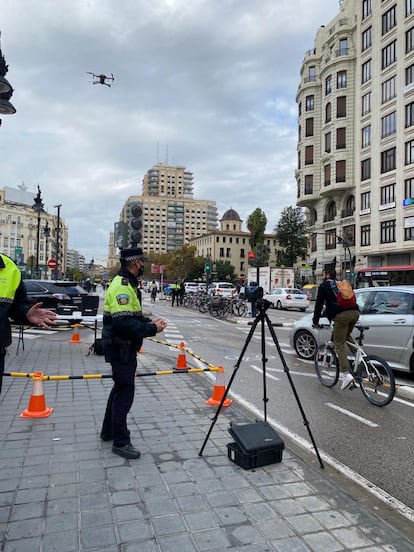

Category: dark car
[23, 280, 98, 316]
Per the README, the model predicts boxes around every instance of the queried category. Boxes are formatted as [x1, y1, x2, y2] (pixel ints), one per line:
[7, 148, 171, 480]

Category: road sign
[47, 259, 57, 269]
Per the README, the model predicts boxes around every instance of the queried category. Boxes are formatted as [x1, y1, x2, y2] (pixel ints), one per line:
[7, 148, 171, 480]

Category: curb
[397, 385, 414, 401]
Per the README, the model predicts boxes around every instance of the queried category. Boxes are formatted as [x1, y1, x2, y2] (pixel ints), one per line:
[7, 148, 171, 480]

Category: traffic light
[248, 251, 256, 266]
[128, 202, 142, 246]
[114, 221, 128, 249]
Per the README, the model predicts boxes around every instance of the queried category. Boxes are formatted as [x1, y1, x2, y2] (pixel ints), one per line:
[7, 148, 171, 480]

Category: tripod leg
[260, 315, 269, 420]
[265, 315, 325, 469]
[199, 314, 261, 456]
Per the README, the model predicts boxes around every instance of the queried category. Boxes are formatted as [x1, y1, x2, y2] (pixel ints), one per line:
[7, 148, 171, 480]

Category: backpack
[331, 279, 357, 309]
[86, 338, 104, 356]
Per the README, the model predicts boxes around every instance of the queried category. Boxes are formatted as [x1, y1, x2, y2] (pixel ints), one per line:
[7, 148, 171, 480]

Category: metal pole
[53, 204, 61, 280]
[35, 211, 40, 278]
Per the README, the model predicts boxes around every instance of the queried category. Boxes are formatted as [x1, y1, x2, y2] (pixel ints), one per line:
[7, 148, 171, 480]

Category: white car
[208, 282, 237, 297]
[184, 282, 199, 294]
[263, 287, 309, 312]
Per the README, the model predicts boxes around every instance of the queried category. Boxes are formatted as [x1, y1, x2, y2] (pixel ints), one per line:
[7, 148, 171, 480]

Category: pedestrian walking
[101, 247, 167, 459]
[0, 254, 57, 394]
[150, 281, 157, 303]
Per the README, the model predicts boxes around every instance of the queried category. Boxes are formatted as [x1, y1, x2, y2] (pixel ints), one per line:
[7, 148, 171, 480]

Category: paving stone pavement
[0, 329, 413, 552]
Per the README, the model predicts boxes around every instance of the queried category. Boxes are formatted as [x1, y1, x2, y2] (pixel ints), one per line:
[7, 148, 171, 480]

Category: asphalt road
[148, 298, 414, 513]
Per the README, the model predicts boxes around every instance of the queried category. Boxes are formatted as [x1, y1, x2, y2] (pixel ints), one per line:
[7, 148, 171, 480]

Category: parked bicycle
[314, 324, 395, 407]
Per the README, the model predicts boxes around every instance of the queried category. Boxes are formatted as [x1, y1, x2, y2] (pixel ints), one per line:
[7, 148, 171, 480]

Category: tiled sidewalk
[0, 333, 413, 551]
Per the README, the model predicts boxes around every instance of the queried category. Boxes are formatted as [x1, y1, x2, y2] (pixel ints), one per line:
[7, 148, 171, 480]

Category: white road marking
[250, 364, 279, 381]
[325, 402, 379, 427]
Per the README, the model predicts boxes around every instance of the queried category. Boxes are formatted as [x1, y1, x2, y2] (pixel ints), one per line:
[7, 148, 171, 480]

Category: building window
[362, 91, 371, 115]
[305, 95, 314, 111]
[304, 175, 313, 195]
[336, 96, 346, 117]
[308, 65, 316, 82]
[361, 191, 371, 210]
[325, 102, 332, 122]
[325, 75, 332, 95]
[305, 118, 314, 137]
[381, 183, 395, 205]
[305, 145, 314, 165]
[380, 220, 396, 243]
[219, 247, 224, 257]
[362, 27, 372, 51]
[362, 59, 372, 83]
[405, 140, 414, 165]
[325, 131, 331, 153]
[406, 27, 414, 53]
[324, 164, 331, 186]
[407, 0, 414, 17]
[381, 40, 396, 69]
[405, 101, 414, 128]
[382, 6, 396, 35]
[361, 224, 371, 246]
[326, 229, 337, 249]
[381, 147, 396, 173]
[381, 111, 396, 137]
[382, 75, 396, 103]
[405, 177, 414, 199]
[336, 127, 346, 149]
[362, 125, 371, 147]
[336, 160, 346, 182]
[326, 201, 337, 221]
[337, 70, 347, 88]
[338, 38, 348, 56]
[406, 63, 414, 86]
[361, 158, 371, 181]
[362, 0, 372, 19]
[404, 224, 414, 241]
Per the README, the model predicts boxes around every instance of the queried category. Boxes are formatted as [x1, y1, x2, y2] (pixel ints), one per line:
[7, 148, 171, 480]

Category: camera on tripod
[255, 298, 272, 312]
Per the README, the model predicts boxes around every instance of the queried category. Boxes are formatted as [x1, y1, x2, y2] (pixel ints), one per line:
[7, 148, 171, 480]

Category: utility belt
[105, 336, 137, 364]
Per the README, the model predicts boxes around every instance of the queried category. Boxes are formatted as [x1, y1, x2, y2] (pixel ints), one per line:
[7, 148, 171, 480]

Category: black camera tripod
[199, 298, 324, 469]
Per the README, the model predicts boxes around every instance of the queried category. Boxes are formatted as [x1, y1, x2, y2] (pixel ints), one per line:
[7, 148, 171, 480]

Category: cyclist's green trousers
[333, 309, 360, 373]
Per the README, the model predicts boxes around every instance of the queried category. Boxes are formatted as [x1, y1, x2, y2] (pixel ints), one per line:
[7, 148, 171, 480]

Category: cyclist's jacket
[102, 267, 157, 355]
[0, 254, 31, 349]
[313, 278, 359, 324]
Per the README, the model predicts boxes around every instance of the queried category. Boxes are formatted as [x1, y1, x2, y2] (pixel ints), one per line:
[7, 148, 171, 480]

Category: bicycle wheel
[236, 302, 248, 317]
[356, 355, 395, 407]
[314, 344, 339, 387]
[198, 300, 210, 313]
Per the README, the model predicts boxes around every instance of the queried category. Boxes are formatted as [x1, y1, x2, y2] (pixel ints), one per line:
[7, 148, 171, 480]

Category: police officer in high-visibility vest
[0, 254, 57, 394]
[101, 247, 167, 459]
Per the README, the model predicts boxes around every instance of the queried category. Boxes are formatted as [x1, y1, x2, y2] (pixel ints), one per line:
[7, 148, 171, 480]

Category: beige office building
[116, 163, 218, 255]
[296, 0, 414, 278]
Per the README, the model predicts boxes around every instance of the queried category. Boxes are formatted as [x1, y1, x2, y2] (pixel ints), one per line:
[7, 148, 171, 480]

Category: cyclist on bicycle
[312, 267, 360, 390]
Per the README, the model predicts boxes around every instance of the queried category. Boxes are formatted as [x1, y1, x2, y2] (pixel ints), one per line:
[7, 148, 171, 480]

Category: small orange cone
[20, 372, 53, 418]
[175, 342, 188, 370]
[69, 324, 81, 343]
[206, 366, 232, 407]
[138, 346, 144, 354]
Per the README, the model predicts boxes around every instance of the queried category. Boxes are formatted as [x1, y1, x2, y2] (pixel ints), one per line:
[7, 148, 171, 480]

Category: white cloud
[1, 0, 339, 263]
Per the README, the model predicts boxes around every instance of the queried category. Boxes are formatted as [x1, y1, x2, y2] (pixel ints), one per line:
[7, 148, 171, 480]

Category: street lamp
[0, 31, 16, 126]
[43, 221, 51, 279]
[53, 204, 62, 280]
[32, 186, 44, 279]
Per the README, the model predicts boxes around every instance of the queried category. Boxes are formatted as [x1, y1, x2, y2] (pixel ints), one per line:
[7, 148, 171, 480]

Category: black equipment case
[227, 421, 285, 470]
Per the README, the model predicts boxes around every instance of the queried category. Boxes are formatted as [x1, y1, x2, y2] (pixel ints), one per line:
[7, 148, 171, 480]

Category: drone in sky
[87, 72, 115, 87]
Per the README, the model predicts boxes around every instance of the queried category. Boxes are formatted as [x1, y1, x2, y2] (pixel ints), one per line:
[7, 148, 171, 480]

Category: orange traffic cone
[175, 342, 188, 370]
[206, 366, 232, 407]
[20, 372, 53, 418]
[69, 324, 81, 343]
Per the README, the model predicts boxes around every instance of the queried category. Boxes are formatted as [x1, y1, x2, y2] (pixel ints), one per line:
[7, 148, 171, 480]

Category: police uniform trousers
[101, 344, 137, 447]
[0, 348, 5, 394]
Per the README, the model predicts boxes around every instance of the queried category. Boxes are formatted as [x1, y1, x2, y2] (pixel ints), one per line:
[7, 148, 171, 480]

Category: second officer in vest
[101, 247, 167, 459]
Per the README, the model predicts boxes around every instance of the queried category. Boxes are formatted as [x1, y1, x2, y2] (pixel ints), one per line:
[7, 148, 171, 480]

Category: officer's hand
[154, 319, 167, 333]
[312, 322, 321, 329]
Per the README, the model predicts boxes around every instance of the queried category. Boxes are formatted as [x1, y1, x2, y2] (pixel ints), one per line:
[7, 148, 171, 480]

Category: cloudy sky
[1, 0, 340, 263]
